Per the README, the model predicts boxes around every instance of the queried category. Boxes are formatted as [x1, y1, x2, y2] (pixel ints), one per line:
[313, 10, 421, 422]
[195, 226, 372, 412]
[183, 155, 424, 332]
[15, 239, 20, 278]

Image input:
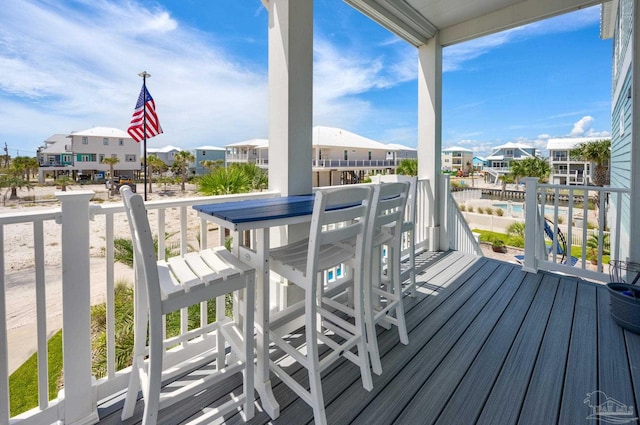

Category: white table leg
[253, 228, 279, 419]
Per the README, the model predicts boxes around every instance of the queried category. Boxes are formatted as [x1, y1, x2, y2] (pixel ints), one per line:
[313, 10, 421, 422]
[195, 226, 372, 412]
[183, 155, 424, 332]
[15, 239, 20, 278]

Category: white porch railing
[521, 177, 629, 282]
[441, 175, 483, 256]
[1, 181, 436, 425]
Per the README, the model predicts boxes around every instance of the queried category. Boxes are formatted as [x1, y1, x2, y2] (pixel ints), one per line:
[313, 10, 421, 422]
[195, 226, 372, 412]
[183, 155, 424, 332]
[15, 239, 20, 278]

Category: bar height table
[194, 195, 316, 420]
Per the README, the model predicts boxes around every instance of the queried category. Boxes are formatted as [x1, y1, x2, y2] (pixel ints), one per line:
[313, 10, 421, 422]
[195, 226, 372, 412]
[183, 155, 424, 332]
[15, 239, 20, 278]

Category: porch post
[267, 0, 313, 197]
[418, 34, 443, 251]
[55, 191, 98, 425]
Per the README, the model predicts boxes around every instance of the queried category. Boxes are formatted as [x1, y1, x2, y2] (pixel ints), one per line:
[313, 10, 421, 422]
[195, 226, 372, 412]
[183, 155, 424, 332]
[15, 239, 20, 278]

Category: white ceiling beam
[344, 0, 435, 46]
[439, 0, 608, 46]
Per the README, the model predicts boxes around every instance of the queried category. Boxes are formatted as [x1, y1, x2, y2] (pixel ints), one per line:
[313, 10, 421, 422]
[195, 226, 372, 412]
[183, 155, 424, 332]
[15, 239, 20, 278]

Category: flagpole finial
[138, 71, 151, 78]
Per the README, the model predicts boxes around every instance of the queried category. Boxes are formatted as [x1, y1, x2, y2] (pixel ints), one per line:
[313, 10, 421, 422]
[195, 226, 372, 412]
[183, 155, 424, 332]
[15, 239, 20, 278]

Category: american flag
[127, 85, 163, 142]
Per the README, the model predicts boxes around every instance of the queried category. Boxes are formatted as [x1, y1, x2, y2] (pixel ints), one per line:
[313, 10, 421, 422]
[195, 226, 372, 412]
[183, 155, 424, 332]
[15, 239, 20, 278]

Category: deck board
[96, 251, 640, 425]
[518, 277, 577, 425]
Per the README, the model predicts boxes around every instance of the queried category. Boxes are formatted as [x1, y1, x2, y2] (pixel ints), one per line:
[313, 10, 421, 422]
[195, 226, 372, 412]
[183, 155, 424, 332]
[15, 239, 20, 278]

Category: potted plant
[491, 239, 507, 253]
[586, 247, 598, 265]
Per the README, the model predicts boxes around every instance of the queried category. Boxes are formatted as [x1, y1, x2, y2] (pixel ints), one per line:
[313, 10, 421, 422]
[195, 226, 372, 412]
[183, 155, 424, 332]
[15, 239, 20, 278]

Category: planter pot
[492, 246, 507, 254]
[608, 283, 640, 334]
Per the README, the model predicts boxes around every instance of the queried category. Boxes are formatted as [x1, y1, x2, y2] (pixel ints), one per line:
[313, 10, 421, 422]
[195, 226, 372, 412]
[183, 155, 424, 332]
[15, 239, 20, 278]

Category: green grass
[9, 330, 63, 416]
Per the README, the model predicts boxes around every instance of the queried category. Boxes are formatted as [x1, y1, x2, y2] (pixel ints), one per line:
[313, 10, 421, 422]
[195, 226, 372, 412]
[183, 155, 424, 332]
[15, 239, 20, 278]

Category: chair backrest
[121, 186, 163, 308]
[371, 174, 417, 224]
[367, 182, 410, 250]
[306, 185, 373, 286]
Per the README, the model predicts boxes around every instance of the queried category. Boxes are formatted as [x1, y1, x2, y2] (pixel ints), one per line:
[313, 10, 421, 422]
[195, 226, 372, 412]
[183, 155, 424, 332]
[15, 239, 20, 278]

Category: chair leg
[391, 250, 409, 345]
[142, 314, 164, 425]
[121, 282, 148, 421]
[366, 247, 383, 376]
[407, 234, 417, 297]
[242, 282, 255, 420]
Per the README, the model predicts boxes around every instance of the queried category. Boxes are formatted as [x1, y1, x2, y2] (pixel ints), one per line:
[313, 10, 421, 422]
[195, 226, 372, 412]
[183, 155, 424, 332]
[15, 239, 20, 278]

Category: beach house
[36, 127, 140, 183]
[484, 141, 537, 183]
[547, 137, 606, 185]
[7, 1, 640, 425]
[441, 146, 473, 173]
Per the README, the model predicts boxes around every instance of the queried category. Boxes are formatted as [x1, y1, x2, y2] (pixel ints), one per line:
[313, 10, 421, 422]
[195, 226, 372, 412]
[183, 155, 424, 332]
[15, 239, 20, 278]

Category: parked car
[76, 174, 91, 184]
[106, 177, 136, 193]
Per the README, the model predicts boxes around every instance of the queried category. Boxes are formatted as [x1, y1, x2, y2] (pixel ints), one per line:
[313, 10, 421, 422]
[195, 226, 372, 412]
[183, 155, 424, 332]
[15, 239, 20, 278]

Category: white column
[267, 0, 313, 197]
[418, 35, 443, 251]
[522, 178, 539, 273]
[55, 191, 98, 425]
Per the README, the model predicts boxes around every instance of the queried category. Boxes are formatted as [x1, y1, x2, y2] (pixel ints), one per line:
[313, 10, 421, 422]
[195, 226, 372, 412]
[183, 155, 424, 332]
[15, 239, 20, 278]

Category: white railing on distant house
[442, 175, 483, 256]
[521, 177, 629, 282]
[311, 159, 398, 168]
[1, 178, 437, 425]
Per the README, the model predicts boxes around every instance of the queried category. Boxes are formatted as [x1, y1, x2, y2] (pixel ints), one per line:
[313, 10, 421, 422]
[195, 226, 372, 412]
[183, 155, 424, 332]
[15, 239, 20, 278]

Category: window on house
[119, 139, 124, 146]
[368, 151, 372, 161]
[98, 154, 105, 163]
[82, 137, 88, 145]
[103, 138, 109, 146]
[125, 154, 137, 162]
[344, 150, 348, 160]
[505, 149, 514, 157]
[319, 149, 322, 160]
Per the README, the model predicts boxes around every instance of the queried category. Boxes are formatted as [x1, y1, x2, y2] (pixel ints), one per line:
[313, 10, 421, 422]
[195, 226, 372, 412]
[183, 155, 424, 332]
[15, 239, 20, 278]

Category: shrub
[485, 207, 493, 215]
[467, 206, 474, 213]
[496, 208, 504, 216]
[459, 204, 466, 212]
[507, 222, 526, 238]
[477, 207, 484, 214]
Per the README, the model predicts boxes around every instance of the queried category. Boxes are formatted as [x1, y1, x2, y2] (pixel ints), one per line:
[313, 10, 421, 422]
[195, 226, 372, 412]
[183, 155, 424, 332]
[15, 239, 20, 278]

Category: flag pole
[138, 71, 151, 201]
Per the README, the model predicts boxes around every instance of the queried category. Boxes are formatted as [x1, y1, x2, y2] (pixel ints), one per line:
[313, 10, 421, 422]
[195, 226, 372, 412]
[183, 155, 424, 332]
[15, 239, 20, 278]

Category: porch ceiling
[344, 0, 607, 46]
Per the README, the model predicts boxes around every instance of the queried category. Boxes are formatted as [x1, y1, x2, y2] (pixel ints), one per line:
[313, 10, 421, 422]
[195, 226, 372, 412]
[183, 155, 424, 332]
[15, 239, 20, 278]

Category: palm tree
[145, 155, 167, 194]
[201, 159, 224, 172]
[235, 163, 268, 191]
[396, 159, 418, 176]
[509, 157, 550, 185]
[570, 139, 611, 186]
[172, 151, 195, 191]
[499, 174, 515, 200]
[197, 166, 252, 195]
[54, 175, 73, 192]
[102, 156, 120, 197]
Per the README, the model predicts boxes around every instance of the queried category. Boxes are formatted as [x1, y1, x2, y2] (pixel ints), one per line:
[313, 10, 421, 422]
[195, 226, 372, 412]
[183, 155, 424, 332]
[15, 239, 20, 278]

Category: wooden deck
[97, 250, 640, 425]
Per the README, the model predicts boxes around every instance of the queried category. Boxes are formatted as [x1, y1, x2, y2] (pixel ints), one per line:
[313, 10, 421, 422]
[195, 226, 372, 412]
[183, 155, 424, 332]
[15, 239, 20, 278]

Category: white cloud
[569, 116, 595, 136]
[1, 0, 270, 154]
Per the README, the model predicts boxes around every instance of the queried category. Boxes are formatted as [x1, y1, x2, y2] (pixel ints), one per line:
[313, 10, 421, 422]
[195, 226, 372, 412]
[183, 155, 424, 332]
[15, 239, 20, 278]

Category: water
[492, 203, 561, 216]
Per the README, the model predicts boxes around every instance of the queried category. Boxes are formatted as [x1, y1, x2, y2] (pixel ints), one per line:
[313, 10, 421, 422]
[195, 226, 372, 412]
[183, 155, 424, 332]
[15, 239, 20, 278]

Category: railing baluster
[105, 212, 116, 378]
[0, 226, 8, 425]
[33, 221, 48, 409]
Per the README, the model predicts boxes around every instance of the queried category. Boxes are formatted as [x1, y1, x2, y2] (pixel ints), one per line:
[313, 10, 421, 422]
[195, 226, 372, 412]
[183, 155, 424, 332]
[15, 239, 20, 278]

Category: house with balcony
[5, 1, 640, 425]
[224, 126, 414, 186]
[484, 142, 537, 183]
[546, 137, 604, 185]
[36, 127, 140, 183]
[441, 146, 473, 173]
[225, 138, 269, 166]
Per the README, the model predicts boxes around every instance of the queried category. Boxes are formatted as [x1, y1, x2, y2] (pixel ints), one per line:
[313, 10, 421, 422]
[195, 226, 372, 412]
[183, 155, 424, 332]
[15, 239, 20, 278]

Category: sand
[3, 182, 202, 373]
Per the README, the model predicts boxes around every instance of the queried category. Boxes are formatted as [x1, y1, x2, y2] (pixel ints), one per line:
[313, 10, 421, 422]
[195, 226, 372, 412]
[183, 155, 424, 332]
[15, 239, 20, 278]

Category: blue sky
[1, 0, 611, 159]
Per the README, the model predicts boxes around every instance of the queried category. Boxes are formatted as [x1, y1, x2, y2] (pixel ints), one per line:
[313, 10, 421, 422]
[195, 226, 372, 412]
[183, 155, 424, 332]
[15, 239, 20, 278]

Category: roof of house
[225, 127, 396, 151]
[193, 146, 226, 151]
[225, 139, 269, 148]
[442, 146, 473, 153]
[69, 127, 130, 138]
[386, 143, 416, 151]
[312, 126, 392, 150]
[492, 142, 534, 150]
[148, 145, 182, 153]
[546, 137, 603, 150]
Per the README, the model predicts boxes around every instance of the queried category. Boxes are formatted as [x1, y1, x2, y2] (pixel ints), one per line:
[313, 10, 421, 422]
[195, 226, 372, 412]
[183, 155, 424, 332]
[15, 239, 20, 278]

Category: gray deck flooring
[98, 250, 640, 425]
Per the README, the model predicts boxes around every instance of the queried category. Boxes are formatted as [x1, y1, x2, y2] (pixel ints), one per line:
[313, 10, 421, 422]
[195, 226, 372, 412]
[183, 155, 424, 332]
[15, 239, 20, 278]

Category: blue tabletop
[193, 195, 316, 224]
